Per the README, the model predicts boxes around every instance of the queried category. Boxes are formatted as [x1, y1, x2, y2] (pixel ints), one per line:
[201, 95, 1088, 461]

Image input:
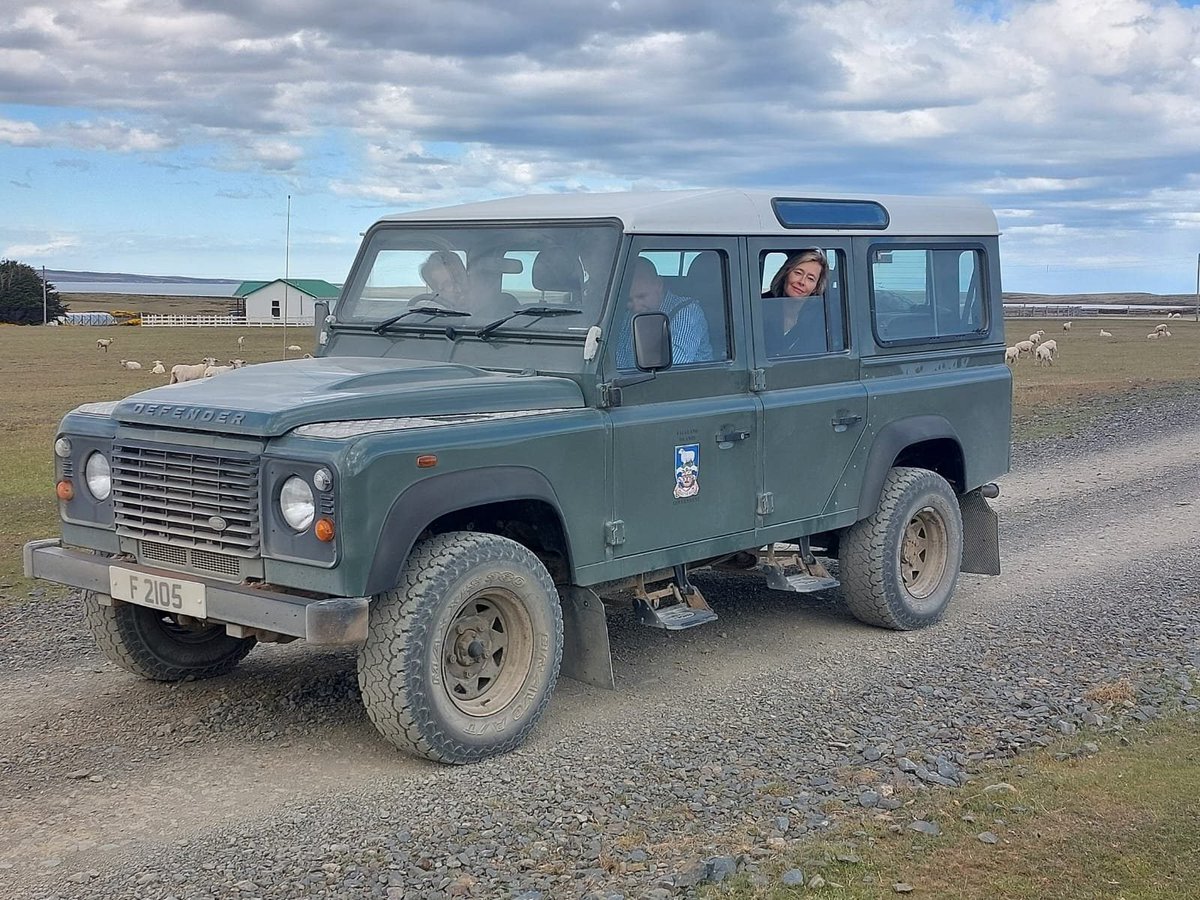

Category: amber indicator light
[416, 455, 438, 468]
[55, 480, 74, 501]
[314, 518, 335, 542]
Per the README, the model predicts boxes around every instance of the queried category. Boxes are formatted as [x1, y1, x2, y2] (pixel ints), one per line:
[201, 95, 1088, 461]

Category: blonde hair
[768, 249, 828, 297]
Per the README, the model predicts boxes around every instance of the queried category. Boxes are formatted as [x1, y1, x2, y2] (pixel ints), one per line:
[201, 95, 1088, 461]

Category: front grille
[140, 541, 248, 578]
[113, 443, 260, 557]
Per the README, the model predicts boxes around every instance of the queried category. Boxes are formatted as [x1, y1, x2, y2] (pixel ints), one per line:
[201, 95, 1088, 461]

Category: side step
[760, 539, 840, 594]
[632, 567, 718, 631]
[634, 599, 718, 630]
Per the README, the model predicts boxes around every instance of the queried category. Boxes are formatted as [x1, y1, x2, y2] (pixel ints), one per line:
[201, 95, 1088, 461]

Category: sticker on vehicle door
[673, 443, 700, 499]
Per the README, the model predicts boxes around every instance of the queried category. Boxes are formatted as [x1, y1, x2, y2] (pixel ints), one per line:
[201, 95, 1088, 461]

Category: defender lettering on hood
[127, 403, 247, 426]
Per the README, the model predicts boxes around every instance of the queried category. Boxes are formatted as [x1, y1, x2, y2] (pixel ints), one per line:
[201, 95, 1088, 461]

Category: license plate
[108, 567, 207, 618]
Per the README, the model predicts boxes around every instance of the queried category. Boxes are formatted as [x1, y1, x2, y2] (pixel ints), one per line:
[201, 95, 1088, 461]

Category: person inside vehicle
[417, 250, 468, 308]
[616, 257, 712, 368]
[763, 249, 829, 357]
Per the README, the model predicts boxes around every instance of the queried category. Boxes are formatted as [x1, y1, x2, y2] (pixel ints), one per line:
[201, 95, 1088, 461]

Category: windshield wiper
[477, 307, 582, 340]
[372, 306, 470, 334]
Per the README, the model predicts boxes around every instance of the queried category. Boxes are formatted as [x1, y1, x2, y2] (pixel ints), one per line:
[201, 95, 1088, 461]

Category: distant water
[56, 282, 240, 297]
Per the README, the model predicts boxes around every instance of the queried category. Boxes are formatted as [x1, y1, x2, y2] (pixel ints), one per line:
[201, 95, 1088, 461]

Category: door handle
[831, 413, 863, 433]
[715, 429, 751, 446]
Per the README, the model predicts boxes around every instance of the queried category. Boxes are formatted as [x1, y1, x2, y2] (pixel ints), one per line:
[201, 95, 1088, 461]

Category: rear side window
[871, 247, 987, 344]
[757, 248, 848, 358]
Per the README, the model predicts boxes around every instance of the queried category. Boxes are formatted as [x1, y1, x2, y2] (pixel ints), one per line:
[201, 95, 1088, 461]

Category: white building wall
[243, 282, 318, 325]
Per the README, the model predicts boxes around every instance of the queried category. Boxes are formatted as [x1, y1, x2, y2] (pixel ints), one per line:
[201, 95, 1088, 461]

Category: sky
[2, 0, 1200, 295]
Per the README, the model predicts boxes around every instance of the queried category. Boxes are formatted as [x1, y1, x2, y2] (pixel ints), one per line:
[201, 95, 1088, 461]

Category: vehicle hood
[111, 357, 585, 437]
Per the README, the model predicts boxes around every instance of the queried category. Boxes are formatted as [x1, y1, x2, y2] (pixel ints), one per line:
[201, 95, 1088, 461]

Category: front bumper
[23, 539, 368, 645]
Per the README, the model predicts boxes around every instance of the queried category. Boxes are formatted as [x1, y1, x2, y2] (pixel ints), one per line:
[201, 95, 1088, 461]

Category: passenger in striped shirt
[615, 257, 712, 369]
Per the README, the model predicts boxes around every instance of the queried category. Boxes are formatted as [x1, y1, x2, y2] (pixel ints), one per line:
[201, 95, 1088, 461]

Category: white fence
[140, 314, 314, 328]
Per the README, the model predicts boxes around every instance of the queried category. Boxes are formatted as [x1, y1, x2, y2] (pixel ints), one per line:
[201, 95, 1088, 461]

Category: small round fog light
[313, 467, 333, 491]
[54, 437, 73, 459]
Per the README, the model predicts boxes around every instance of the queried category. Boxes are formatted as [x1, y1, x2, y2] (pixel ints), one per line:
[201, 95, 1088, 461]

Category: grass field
[1, 316, 1198, 593]
[0, 324, 314, 594]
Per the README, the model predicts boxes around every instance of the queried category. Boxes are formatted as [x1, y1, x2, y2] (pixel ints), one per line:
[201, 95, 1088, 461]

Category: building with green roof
[235, 279, 340, 325]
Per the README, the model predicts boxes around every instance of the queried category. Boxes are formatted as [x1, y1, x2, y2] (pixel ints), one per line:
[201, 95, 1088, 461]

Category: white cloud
[4, 235, 80, 257]
[0, 118, 46, 147]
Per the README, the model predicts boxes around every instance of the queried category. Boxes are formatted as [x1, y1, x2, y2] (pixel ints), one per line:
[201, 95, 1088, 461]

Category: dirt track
[2, 406, 1199, 898]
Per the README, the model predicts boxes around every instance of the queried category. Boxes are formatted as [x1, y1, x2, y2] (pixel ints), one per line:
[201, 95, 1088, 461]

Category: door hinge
[598, 383, 622, 408]
[756, 492, 775, 515]
[605, 520, 626, 546]
[750, 368, 767, 392]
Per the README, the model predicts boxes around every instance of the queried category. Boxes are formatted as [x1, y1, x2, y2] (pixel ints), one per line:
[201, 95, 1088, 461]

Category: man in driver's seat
[615, 257, 712, 368]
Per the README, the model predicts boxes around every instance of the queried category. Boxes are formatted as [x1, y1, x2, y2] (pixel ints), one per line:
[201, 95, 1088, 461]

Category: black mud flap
[558, 586, 615, 690]
[959, 489, 1000, 575]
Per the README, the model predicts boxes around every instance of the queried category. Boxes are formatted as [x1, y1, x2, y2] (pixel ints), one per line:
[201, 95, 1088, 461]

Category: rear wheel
[83, 591, 255, 680]
[840, 467, 963, 630]
[357, 531, 563, 764]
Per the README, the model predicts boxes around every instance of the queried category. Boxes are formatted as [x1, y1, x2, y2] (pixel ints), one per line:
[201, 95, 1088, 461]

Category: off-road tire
[840, 466, 963, 630]
[357, 531, 563, 765]
[83, 591, 255, 681]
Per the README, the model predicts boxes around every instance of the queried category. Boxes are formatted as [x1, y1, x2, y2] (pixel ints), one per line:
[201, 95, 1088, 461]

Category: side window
[614, 250, 730, 370]
[757, 248, 846, 358]
[271, 300, 280, 318]
[871, 247, 988, 343]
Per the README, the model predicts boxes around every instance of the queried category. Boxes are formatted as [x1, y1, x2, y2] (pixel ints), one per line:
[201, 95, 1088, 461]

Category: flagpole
[283, 194, 291, 351]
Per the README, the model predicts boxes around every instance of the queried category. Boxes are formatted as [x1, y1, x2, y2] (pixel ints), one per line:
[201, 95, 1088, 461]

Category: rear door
[748, 238, 868, 528]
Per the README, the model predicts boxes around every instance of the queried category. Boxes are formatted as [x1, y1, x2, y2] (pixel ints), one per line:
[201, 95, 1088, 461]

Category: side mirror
[313, 300, 329, 348]
[632, 312, 672, 371]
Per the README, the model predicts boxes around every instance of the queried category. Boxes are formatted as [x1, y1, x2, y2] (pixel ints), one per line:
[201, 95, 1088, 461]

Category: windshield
[336, 223, 621, 338]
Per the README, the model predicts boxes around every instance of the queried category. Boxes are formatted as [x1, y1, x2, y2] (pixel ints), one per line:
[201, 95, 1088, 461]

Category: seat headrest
[684, 252, 722, 284]
[532, 249, 583, 294]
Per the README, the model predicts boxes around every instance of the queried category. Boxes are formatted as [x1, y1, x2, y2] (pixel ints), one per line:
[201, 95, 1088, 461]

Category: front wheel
[83, 591, 255, 680]
[840, 467, 963, 630]
[357, 531, 563, 764]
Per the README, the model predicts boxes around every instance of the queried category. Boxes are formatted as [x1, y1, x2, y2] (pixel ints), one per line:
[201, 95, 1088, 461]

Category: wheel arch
[364, 467, 573, 597]
[855, 416, 966, 517]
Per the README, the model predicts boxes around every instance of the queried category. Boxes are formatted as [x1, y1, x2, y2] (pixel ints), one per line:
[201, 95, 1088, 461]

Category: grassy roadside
[705, 707, 1200, 899]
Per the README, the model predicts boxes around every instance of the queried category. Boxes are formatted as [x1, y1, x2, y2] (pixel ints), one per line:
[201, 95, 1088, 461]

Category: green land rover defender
[25, 190, 1010, 763]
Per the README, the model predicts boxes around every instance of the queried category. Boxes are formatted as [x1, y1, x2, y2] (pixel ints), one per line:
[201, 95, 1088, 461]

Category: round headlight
[84, 452, 112, 500]
[280, 476, 315, 531]
[54, 437, 73, 459]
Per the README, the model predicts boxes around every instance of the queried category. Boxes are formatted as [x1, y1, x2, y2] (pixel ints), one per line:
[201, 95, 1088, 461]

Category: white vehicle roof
[379, 189, 998, 237]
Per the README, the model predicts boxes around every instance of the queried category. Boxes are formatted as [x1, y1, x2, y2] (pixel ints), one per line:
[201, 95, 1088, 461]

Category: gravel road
[3, 394, 1199, 900]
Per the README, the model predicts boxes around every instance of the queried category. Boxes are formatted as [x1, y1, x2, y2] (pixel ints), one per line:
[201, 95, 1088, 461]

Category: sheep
[230, 358, 247, 368]
[1028, 332, 1042, 346]
[1146, 332, 1160, 340]
[1013, 339, 1036, 356]
[119, 359, 142, 370]
[1099, 328, 1113, 337]
[1004, 346, 1020, 365]
[1154, 323, 1168, 334]
[1062, 321, 1072, 331]
[150, 360, 166, 375]
[1034, 343, 1054, 366]
[1163, 329, 1173, 338]
[1040, 339, 1058, 356]
[170, 362, 209, 384]
[96, 338, 115, 351]
[203, 364, 234, 377]
[302, 352, 313, 358]
[286, 345, 303, 352]
[237, 335, 246, 349]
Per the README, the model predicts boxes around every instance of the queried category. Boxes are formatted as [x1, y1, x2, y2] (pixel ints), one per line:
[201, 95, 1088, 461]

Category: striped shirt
[615, 290, 713, 369]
